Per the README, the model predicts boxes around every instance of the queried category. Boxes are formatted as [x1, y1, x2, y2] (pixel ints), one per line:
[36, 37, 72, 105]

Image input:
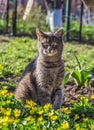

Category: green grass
[0, 37, 37, 72]
[0, 37, 37, 86]
[0, 36, 94, 87]
[64, 42, 94, 69]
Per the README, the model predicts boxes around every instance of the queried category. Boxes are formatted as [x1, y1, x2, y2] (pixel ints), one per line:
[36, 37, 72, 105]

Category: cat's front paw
[53, 103, 61, 110]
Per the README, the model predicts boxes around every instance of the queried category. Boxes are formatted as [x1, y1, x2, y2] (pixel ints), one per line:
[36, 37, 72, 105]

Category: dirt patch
[63, 81, 94, 107]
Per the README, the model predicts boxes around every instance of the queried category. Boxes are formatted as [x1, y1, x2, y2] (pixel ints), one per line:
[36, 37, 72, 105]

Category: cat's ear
[55, 28, 64, 38]
[36, 28, 44, 39]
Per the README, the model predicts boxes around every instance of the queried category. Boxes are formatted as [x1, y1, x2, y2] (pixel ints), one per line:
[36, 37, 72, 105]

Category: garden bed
[63, 81, 94, 107]
[0, 36, 94, 129]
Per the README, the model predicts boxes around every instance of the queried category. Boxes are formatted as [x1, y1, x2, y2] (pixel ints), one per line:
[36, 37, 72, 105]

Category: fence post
[79, 1, 84, 42]
[6, 0, 9, 33]
[12, 0, 17, 36]
[65, 0, 71, 42]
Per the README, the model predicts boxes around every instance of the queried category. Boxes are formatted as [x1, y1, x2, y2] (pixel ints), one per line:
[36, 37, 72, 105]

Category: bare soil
[63, 80, 94, 107]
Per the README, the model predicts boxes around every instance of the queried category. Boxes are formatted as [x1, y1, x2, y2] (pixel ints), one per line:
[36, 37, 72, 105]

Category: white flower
[22, 121, 27, 125]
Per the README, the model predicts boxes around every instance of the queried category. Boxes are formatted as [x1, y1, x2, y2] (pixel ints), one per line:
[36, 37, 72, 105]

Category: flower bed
[0, 86, 94, 130]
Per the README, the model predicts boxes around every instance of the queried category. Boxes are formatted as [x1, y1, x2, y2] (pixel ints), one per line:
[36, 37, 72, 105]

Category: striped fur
[15, 28, 64, 109]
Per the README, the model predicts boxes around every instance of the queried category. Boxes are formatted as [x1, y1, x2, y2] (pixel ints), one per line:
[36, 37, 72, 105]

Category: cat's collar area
[38, 58, 63, 68]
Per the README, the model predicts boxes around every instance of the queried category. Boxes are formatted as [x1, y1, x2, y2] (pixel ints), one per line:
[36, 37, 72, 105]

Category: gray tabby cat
[15, 28, 64, 109]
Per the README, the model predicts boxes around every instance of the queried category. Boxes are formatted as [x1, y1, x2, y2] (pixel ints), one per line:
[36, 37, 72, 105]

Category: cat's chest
[35, 64, 60, 87]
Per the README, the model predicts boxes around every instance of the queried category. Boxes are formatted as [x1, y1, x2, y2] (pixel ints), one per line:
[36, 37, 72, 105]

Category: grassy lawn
[0, 36, 94, 86]
[0, 36, 94, 129]
[64, 42, 94, 69]
[0, 37, 37, 86]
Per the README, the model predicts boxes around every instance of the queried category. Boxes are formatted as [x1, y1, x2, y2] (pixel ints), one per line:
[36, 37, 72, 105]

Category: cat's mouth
[43, 50, 57, 56]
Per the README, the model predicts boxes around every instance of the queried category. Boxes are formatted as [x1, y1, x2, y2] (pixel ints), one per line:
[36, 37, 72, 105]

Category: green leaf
[74, 55, 81, 70]
[65, 67, 71, 73]
[81, 70, 89, 86]
[72, 69, 81, 85]
[80, 123, 87, 128]
[2, 126, 9, 130]
[0, 101, 6, 106]
[88, 67, 94, 77]
[62, 72, 70, 86]
[81, 70, 89, 80]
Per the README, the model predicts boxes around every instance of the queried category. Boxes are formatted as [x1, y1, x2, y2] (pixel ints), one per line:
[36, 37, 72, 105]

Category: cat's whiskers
[43, 49, 57, 57]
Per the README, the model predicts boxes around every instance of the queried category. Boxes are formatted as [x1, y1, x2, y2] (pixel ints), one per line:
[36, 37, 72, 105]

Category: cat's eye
[52, 42, 57, 46]
[43, 42, 48, 46]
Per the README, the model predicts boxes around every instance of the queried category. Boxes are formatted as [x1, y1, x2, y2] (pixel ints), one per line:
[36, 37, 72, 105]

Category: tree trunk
[23, 0, 34, 20]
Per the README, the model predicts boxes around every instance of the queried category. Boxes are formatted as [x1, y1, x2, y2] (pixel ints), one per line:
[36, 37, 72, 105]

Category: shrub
[69, 21, 94, 43]
[17, 3, 49, 35]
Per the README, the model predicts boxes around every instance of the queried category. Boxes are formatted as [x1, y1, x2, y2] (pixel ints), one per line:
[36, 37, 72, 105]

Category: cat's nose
[47, 46, 52, 53]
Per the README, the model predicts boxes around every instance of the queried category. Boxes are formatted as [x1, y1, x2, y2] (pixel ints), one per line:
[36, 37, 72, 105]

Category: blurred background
[0, 0, 94, 43]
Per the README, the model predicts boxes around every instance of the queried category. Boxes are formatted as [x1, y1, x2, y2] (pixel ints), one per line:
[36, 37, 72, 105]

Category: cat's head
[36, 28, 64, 60]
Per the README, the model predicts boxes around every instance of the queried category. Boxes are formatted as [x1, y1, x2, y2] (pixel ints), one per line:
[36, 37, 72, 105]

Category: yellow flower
[13, 109, 21, 117]
[50, 115, 57, 121]
[0, 89, 8, 95]
[90, 124, 94, 130]
[6, 100, 11, 104]
[24, 116, 31, 121]
[0, 117, 3, 124]
[26, 100, 37, 107]
[91, 95, 94, 99]
[82, 118, 89, 122]
[47, 112, 53, 117]
[24, 100, 36, 108]
[74, 114, 80, 120]
[0, 125, 2, 129]
[7, 92, 14, 97]
[80, 96, 85, 99]
[38, 110, 44, 115]
[44, 103, 52, 110]
[0, 106, 5, 113]
[2, 86, 8, 89]
[75, 124, 81, 130]
[24, 104, 31, 108]
[0, 64, 3, 69]
[3, 116, 8, 122]
[38, 116, 45, 124]
[62, 107, 71, 114]
[4, 108, 11, 116]
[2, 116, 9, 126]
[30, 108, 37, 114]
[14, 119, 20, 123]
[38, 117, 43, 122]
[61, 120, 69, 130]
[80, 96, 88, 102]
[24, 116, 34, 121]
[9, 117, 14, 123]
